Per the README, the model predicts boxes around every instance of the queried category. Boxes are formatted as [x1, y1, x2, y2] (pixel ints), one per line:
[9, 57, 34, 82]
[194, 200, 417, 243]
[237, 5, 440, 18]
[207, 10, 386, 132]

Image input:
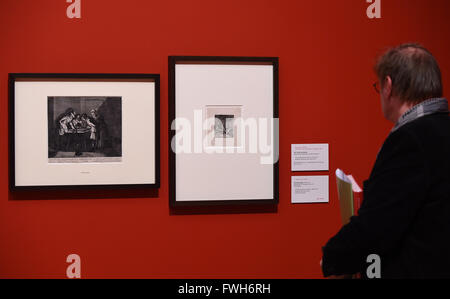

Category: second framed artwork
[169, 56, 279, 207]
[10, 73, 160, 190]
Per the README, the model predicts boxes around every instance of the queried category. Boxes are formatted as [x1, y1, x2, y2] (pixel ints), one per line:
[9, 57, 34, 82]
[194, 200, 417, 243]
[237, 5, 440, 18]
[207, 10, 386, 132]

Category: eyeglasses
[373, 81, 381, 94]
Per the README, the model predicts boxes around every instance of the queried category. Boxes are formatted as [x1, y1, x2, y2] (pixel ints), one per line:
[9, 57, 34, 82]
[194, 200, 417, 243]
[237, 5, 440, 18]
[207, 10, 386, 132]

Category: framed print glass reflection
[9, 73, 160, 190]
[169, 56, 279, 207]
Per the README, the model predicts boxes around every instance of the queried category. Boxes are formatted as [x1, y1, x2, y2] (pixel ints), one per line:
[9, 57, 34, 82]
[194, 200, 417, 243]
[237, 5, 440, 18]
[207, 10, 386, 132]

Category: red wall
[1, 0, 449, 278]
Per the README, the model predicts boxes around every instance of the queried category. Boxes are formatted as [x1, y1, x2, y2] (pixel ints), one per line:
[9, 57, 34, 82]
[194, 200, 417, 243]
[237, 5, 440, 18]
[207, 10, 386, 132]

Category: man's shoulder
[379, 113, 449, 157]
[400, 112, 450, 130]
[395, 113, 450, 141]
[382, 113, 450, 163]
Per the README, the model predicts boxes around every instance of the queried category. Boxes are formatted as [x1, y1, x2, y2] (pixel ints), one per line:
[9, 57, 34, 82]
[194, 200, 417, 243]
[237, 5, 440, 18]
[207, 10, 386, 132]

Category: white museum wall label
[291, 176, 329, 204]
[291, 143, 329, 171]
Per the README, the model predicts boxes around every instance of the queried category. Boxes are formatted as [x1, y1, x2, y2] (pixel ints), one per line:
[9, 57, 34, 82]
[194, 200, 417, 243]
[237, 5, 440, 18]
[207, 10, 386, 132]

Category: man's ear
[382, 76, 393, 99]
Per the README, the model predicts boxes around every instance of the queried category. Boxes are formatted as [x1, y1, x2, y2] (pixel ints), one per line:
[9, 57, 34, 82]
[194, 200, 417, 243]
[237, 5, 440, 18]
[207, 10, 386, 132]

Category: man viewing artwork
[321, 43, 450, 279]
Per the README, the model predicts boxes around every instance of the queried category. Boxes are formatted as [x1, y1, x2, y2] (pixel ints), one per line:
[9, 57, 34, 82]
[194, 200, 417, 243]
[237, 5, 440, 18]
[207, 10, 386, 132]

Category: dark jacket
[322, 112, 450, 278]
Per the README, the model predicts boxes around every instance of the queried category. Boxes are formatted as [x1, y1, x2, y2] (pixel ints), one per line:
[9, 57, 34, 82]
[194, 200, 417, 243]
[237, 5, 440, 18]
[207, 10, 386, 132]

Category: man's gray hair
[375, 43, 443, 104]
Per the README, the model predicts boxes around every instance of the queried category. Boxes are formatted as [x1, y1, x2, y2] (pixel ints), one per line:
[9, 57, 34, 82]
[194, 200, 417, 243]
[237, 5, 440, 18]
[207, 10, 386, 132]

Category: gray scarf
[391, 97, 449, 133]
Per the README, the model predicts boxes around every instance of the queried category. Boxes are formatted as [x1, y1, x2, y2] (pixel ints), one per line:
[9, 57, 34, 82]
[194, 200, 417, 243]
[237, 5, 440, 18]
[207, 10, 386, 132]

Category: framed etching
[9, 73, 160, 190]
[169, 56, 279, 207]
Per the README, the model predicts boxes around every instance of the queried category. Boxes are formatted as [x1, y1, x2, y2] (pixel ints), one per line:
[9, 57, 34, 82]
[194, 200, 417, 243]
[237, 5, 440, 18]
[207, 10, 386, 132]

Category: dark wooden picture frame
[9, 73, 160, 191]
[169, 56, 279, 208]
